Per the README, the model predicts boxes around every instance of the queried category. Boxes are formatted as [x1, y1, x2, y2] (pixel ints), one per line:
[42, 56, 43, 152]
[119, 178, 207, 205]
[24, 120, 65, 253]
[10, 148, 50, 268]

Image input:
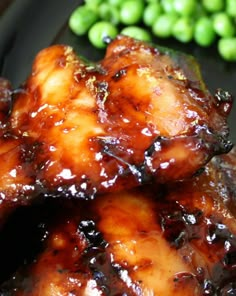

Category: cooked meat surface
[0, 36, 233, 217]
[1, 148, 236, 295]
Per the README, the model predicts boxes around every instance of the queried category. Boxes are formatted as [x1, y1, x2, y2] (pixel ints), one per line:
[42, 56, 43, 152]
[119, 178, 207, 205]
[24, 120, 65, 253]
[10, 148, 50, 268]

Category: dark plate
[0, 0, 235, 143]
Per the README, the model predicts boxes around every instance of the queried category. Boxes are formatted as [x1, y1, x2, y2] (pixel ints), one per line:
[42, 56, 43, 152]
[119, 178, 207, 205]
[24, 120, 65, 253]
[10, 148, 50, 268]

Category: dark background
[0, 0, 235, 143]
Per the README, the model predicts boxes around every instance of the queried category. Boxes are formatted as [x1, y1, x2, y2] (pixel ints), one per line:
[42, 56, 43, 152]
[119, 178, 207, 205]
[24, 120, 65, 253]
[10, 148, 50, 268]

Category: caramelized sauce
[0, 36, 235, 295]
[1, 148, 236, 295]
[0, 36, 233, 215]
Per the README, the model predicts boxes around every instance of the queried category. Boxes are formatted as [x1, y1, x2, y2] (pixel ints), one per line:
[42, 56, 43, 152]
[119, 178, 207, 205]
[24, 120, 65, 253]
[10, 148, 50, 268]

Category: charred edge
[219, 282, 236, 295]
[199, 127, 233, 155]
[201, 279, 216, 295]
[214, 88, 234, 116]
[151, 130, 232, 157]
[43, 181, 98, 200]
[78, 220, 107, 249]
[159, 207, 203, 250]
[101, 142, 151, 185]
[20, 141, 42, 164]
[211, 262, 236, 294]
[78, 220, 135, 295]
[206, 224, 236, 294]
[144, 136, 167, 157]
[192, 167, 205, 177]
[143, 131, 233, 184]
[112, 68, 127, 81]
[112, 262, 143, 295]
[159, 198, 236, 291]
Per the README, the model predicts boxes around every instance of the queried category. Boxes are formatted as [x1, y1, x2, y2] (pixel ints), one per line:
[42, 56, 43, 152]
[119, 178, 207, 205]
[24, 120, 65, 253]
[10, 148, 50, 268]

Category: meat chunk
[1, 149, 236, 295]
[0, 35, 233, 213]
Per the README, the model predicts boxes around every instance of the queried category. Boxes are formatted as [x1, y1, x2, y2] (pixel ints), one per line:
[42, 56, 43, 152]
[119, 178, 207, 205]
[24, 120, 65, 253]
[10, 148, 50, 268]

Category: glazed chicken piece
[0, 36, 233, 216]
[1, 148, 236, 295]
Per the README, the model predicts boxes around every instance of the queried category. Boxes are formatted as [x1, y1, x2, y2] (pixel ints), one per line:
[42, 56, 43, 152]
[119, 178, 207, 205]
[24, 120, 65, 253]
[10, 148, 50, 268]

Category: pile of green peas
[69, 0, 236, 62]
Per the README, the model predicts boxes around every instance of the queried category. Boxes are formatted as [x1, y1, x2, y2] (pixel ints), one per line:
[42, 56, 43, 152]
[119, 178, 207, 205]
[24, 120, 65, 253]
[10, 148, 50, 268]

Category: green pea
[194, 17, 216, 47]
[213, 12, 235, 37]
[218, 37, 236, 61]
[172, 17, 194, 43]
[106, 0, 126, 7]
[88, 21, 118, 49]
[226, 0, 236, 17]
[161, 0, 175, 14]
[69, 5, 98, 36]
[173, 0, 197, 16]
[121, 26, 152, 42]
[194, 2, 208, 19]
[152, 13, 178, 38]
[202, 0, 225, 12]
[84, 0, 103, 10]
[143, 3, 163, 27]
[120, 0, 144, 25]
[98, 3, 120, 25]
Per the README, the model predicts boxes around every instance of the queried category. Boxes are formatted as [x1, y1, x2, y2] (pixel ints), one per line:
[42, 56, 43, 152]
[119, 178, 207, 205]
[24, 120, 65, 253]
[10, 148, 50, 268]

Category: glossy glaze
[1, 148, 236, 295]
[0, 36, 233, 218]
